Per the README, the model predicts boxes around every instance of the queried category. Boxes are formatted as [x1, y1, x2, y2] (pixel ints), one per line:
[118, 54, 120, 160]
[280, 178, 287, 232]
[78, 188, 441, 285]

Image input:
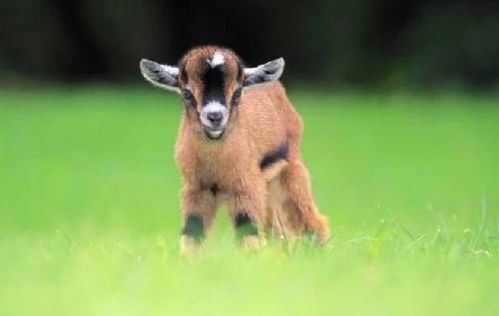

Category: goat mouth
[204, 127, 225, 140]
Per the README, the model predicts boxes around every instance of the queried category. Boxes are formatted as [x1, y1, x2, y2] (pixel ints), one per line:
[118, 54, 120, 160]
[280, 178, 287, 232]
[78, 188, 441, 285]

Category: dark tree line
[1, 0, 498, 89]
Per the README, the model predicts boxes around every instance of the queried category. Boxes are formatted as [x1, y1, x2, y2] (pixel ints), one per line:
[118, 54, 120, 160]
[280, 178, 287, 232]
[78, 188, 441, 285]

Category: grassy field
[1, 88, 498, 315]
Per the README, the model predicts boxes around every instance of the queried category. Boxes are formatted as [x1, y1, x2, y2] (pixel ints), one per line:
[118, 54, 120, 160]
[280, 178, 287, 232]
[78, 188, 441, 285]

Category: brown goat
[140, 46, 329, 252]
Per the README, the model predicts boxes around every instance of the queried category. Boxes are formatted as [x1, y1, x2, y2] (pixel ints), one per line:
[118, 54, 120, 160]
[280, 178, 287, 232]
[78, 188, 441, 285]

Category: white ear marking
[161, 64, 179, 76]
[208, 51, 225, 68]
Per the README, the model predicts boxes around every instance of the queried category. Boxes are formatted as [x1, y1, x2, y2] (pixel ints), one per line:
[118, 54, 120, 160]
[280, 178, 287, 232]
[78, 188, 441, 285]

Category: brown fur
[142, 46, 329, 252]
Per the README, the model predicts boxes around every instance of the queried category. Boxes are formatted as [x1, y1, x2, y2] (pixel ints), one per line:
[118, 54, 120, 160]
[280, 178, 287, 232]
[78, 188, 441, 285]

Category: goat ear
[243, 58, 285, 86]
[140, 58, 180, 93]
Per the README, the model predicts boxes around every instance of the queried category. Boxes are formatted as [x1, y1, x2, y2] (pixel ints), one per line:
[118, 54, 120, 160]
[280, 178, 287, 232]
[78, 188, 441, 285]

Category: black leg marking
[234, 213, 258, 240]
[260, 141, 289, 170]
[181, 214, 204, 242]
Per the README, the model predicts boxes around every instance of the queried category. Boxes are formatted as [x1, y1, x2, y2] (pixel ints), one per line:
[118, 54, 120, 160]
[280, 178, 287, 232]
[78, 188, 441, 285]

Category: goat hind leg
[280, 161, 329, 244]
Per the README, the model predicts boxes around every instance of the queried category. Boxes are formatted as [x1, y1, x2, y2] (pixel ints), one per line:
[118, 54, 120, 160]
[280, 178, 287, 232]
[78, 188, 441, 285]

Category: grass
[0, 88, 498, 315]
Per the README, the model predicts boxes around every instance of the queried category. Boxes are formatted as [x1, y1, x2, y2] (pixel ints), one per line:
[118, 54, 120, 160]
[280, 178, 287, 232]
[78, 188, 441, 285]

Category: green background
[1, 89, 498, 315]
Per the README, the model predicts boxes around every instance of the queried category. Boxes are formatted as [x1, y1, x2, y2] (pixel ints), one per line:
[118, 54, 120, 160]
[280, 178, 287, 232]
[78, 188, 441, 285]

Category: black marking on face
[181, 214, 204, 242]
[260, 141, 289, 170]
[201, 63, 226, 105]
[234, 212, 258, 239]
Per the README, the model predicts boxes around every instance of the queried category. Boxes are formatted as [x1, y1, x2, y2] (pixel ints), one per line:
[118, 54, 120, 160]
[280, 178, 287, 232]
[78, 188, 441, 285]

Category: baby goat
[140, 46, 329, 252]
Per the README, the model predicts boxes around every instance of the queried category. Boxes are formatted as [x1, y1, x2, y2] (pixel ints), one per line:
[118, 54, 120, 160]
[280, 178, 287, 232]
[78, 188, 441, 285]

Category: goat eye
[181, 89, 196, 107]
[182, 89, 193, 100]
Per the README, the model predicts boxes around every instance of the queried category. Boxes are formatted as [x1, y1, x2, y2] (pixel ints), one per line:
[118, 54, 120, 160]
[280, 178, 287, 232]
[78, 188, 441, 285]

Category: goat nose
[207, 111, 223, 124]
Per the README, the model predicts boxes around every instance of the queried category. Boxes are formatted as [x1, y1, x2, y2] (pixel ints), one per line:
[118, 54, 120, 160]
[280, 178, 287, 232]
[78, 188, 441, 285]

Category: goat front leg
[228, 181, 267, 249]
[180, 183, 218, 255]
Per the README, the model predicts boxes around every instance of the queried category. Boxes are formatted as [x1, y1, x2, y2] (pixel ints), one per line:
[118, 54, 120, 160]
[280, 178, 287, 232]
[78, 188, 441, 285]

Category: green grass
[1, 88, 498, 315]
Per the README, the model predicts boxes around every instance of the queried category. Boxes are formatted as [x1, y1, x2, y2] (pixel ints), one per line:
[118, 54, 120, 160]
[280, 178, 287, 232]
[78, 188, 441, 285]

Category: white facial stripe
[209, 51, 225, 68]
[200, 101, 229, 129]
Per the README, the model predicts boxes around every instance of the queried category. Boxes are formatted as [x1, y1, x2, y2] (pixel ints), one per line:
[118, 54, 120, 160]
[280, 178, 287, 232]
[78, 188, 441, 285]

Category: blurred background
[1, 0, 498, 89]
